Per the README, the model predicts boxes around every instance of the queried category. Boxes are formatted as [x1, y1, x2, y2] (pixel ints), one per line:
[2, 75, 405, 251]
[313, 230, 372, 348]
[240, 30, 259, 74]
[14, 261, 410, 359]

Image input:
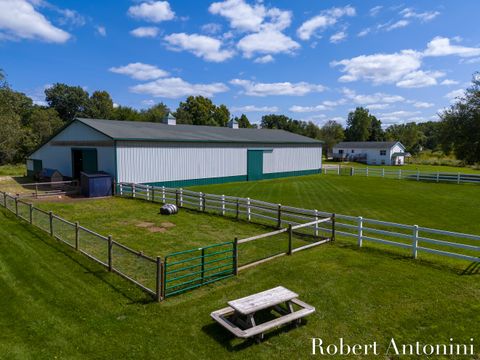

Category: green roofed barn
[26, 115, 323, 187]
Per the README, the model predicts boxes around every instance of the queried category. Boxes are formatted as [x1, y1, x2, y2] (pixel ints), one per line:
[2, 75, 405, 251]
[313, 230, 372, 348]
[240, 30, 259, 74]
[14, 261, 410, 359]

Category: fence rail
[0, 190, 163, 301]
[322, 165, 480, 185]
[117, 182, 480, 266]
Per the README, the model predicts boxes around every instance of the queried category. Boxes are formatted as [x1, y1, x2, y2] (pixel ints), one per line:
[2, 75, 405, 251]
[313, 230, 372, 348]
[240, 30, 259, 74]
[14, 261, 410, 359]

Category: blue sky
[1, 0, 480, 126]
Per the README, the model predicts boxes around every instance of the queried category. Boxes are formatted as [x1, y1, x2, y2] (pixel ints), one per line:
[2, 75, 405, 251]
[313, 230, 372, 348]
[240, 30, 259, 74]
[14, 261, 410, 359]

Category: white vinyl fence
[117, 182, 480, 265]
[322, 165, 480, 185]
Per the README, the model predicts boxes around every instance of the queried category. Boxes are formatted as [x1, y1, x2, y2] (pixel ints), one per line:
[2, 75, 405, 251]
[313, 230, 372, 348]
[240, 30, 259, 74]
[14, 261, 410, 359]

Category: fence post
[314, 209, 319, 238]
[233, 238, 238, 276]
[199, 192, 203, 211]
[151, 186, 155, 202]
[366, 167, 369, 177]
[179, 188, 183, 207]
[175, 189, 179, 207]
[156, 257, 162, 302]
[236, 199, 240, 219]
[331, 213, 336, 242]
[162, 186, 166, 203]
[108, 235, 113, 272]
[457, 173, 461, 185]
[201, 248, 205, 284]
[288, 224, 293, 255]
[29, 203, 33, 224]
[277, 204, 282, 229]
[436, 172, 440, 183]
[412, 225, 419, 259]
[132, 183, 136, 198]
[161, 258, 166, 300]
[14, 197, 18, 216]
[49, 211, 53, 236]
[246, 198, 251, 221]
[382, 168, 385, 177]
[357, 216, 363, 247]
[221, 195, 226, 216]
[202, 193, 206, 212]
[146, 186, 150, 201]
[337, 165, 340, 175]
[120, 183, 123, 196]
[75, 222, 79, 250]
[351, 167, 354, 176]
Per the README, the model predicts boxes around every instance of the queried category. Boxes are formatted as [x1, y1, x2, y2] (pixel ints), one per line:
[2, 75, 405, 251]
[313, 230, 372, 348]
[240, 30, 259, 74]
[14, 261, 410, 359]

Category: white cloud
[400, 8, 440, 22]
[128, 1, 175, 23]
[96, 26, 106, 37]
[56, 8, 86, 27]
[230, 79, 325, 97]
[209, 0, 292, 33]
[201, 23, 222, 34]
[396, 70, 445, 88]
[164, 33, 234, 62]
[231, 105, 279, 112]
[130, 77, 228, 99]
[254, 55, 274, 64]
[445, 89, 464, 103]
[342, 88, 405, 104]
[332, 50, 422, 84]
[461, 57, 480, 64]
[368, 103, 390, 110]
[289, 105, 328, 113]
[412, 101, 434, 108]
[297, 6, 356, 40]
[424, 36, 480, 58]
[440, 79, 459, 85]
[386, 20, 409, 31]
[369, 6, 383, 16]
[357, 28, 371, 37]
[130, 26, 159, 38]
[330, 31, 347, 44]
[237, 30, 299, 58]
[0, 0, 70, 43]
[142, 99, 156, 106]
[109, 63, 169, 80]
[378, 110, 421, 123]
[209, 0, 266, 32]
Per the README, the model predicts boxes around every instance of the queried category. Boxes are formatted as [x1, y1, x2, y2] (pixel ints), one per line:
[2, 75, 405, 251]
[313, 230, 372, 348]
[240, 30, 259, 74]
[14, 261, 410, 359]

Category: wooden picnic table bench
[211, 286, 315, 341]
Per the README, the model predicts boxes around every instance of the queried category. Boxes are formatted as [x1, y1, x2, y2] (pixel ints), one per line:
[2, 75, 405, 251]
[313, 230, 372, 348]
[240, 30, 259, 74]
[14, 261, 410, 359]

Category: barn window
[380, 150, 387, 156]
[351, 150, 355, 154]
[338, 149, 344, 154]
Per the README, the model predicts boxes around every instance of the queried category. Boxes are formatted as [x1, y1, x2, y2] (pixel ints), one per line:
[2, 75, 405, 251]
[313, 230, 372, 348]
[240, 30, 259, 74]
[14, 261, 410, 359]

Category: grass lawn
[0, 208, 478, 359]
[324, 161, 480, 174]
[0, 164, 26, 177]
[191, 174, 480, 235]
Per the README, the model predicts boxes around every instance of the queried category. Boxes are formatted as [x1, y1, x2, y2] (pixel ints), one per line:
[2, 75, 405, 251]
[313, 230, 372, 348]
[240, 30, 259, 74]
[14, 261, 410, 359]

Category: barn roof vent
[227, 119, 239, 129]
[163, 112, 176, 125]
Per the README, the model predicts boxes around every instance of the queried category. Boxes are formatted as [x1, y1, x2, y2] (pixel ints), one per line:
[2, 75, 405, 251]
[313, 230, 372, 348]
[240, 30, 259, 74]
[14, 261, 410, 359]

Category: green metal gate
[163, 241, 236, 297]
[247, 150, 264, 181]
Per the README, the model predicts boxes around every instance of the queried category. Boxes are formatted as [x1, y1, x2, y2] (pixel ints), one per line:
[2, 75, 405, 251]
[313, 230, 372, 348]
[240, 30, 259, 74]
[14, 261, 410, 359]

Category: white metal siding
[117, 142, 322, 183]
[263, 147, 322, 174]
[29, 122, 115, 177]
[116, 142, 247, 183]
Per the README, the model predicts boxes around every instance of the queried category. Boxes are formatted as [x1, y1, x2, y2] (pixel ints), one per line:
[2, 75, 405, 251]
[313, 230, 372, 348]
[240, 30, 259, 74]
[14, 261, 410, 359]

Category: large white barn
[332, 141, 408, 165]
[27, 117, 323, 186]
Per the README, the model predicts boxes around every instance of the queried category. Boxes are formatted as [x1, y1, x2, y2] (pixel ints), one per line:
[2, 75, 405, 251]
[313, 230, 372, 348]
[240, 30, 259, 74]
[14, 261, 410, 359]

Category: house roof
[76, 118, 322, 145]
[334, 141, 402, 149]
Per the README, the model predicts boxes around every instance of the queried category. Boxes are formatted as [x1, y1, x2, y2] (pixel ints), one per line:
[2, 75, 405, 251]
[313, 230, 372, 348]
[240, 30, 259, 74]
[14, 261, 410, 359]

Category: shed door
[247, 150, 263, 181]
[72, 149, 98, 179]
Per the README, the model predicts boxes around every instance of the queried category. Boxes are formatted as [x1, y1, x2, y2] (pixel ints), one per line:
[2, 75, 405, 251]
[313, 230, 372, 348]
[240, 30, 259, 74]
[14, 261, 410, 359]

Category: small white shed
[332, 141, 409, 165]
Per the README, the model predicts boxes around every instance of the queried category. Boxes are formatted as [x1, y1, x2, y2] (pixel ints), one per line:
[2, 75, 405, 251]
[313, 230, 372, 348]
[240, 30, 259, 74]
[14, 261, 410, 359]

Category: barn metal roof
[76, 118, 322, 145]
[334, 141, 402, 149]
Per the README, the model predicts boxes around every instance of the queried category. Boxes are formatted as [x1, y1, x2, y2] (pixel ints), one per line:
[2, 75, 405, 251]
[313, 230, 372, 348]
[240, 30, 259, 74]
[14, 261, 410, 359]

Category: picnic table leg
[286, 301, 302, 327]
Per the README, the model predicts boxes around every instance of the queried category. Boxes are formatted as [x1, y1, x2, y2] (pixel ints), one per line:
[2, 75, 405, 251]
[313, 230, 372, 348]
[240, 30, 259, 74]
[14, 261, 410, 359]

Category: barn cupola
[227, 119, 239, 129]
[163, 112, 176, 125]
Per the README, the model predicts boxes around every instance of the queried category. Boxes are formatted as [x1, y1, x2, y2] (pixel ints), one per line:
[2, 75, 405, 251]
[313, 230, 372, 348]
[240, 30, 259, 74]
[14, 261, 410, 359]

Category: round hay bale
[160, 204, 178, 215]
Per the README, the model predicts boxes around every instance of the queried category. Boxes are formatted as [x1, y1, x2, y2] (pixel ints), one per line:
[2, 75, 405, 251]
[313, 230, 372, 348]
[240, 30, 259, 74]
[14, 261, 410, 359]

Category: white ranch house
[332, 141, 409, 166]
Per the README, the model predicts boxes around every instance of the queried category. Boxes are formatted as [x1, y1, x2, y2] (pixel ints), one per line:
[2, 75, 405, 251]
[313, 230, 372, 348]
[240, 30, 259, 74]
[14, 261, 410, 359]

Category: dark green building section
[247, 150, 264, 181]
[72, 149, 98, 179]
[26, 159, 43, 177]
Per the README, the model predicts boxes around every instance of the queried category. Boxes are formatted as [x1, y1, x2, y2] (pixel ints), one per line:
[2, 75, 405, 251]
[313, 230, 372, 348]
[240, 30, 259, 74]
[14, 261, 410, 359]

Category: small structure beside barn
[26, 115, 323, 187]
[38, 168, 63, 182]
[332, 141, 409, 165]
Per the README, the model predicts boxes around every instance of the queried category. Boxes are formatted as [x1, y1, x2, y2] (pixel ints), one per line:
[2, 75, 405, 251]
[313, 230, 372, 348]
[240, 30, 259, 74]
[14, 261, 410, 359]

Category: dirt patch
[136, 222, 155, 228]
[148, 226, 167, 233]
[160, 222, 176, 228]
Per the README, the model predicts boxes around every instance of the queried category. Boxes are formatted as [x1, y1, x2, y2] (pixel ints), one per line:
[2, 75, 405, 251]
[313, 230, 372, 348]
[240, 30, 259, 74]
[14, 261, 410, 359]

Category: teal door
[247, 150, 263, 181]
[72, 149, 98, 179]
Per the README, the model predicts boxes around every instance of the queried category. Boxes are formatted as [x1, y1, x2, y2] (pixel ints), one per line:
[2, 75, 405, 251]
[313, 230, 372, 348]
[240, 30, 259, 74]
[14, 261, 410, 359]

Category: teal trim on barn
[142, 169, 321, 188]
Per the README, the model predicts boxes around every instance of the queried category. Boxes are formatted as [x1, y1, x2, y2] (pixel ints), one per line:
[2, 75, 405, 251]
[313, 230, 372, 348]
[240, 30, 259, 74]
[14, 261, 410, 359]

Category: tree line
[0, 70, 478, 165]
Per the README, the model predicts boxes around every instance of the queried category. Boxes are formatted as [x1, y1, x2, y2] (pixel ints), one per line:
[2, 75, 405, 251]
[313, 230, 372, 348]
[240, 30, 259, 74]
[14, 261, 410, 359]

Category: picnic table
[211, 286, 315, 341]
